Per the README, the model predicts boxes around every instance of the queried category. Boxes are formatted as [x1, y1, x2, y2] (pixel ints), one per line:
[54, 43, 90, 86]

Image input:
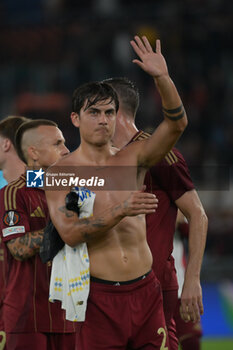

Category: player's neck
[77, 141, 113, 165]
[3, 156, 25, 183]
[113, 112, 138, 149]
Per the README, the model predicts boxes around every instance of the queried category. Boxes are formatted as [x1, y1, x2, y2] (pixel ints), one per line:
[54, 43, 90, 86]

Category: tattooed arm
[46, 189, 158, 247]
[7, 229, 44, 261]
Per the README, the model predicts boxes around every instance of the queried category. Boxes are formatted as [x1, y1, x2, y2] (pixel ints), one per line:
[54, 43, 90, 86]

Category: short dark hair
[72, 81, 119, 115]
[103, 77, 139, 118]
[0, 116, 29, 148]
[15, 119, 58, 164]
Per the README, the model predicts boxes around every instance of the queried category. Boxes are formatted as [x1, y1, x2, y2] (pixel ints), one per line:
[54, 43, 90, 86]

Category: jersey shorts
[77, 270, 169, 350]
[162, 289, 179, 350]
[6, 332, 77, 350]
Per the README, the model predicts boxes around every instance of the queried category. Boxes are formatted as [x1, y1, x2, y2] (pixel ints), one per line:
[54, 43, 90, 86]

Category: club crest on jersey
[3, 211, 20, 226]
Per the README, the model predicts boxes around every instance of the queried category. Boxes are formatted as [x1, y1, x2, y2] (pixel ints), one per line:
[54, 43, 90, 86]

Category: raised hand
[130, 36, 168, 78]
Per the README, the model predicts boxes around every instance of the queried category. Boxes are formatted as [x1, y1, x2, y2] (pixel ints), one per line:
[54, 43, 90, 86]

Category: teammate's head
[0, 116, 29, 169]
[71, 82, 119, 147]
[103, 77, 139, 119]
[15, 119, 69, 168]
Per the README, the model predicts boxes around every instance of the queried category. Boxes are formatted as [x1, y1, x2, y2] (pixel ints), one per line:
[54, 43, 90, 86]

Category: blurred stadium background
[0, 0, 232, 348]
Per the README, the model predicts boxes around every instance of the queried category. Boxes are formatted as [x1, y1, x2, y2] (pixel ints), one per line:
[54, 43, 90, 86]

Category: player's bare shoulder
[49, 149, 82, 169]
[111, 141, 142, 166]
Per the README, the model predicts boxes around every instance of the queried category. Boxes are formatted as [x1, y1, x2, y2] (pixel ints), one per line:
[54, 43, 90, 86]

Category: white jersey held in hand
[49, 187, 95, 322]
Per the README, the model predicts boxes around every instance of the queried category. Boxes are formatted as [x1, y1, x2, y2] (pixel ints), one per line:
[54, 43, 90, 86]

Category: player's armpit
[6, 229, 44, 261]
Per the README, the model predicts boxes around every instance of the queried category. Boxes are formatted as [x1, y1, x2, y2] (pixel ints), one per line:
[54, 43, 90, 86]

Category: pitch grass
[202, 339, 233, 350]
[178, 339, 233, 350]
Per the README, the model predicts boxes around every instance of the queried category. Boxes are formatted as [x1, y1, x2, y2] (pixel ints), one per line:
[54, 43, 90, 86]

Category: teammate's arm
[175, 190, 208, 323]
[6, 229, 44, 261]
[46, 188, 157, 247]
[129, 36, 188, 167]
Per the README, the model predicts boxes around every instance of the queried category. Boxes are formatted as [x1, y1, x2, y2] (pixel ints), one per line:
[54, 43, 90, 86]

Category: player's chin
[94, 136, 110, 146]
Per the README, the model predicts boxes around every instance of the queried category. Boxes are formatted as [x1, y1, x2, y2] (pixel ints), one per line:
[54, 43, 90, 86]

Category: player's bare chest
[92, 190, 131, 216]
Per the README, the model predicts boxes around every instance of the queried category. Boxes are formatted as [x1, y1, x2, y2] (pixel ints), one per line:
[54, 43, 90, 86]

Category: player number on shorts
[157, 327, 168, 350]
[0, 331, 6, 350]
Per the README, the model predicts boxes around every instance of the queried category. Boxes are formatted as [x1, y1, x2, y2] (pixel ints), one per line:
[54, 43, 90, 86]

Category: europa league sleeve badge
[3, 210, 20, 226]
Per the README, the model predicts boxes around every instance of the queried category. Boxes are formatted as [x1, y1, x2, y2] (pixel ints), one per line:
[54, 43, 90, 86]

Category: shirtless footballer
[46, 36, 188, 350]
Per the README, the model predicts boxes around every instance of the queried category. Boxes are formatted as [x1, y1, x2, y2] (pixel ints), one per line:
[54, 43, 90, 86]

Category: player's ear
[2, 138, 11, 152]
[71, 112, 80, 128]
[27, 145, 39, 162]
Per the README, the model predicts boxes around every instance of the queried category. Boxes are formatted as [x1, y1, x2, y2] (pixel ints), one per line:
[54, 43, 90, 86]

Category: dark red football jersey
[0, 179, 8, 332]
[0, 174, 77, 333]
[0, 237, 6, 331]
[130, 131, 194, 290]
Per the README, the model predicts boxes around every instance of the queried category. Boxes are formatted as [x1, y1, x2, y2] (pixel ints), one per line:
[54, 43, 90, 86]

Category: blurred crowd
[0, 0, 232, 280]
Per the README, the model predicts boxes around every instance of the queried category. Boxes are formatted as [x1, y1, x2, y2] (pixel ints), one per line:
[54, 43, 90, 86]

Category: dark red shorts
[0, 330, 6, 350]
[162, 289, 179, 350]
[77, 270, 168, 350]
[174, 299, 203, 342]
[6, 332, 76, 350]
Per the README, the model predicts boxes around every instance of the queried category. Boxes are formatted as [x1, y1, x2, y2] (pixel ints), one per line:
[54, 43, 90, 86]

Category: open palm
[130, 36, 168, 78]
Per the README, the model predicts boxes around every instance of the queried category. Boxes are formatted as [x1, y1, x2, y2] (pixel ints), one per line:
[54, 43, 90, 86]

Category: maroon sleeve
[149, 148, 195, 202]
[0, 184, 30, 242]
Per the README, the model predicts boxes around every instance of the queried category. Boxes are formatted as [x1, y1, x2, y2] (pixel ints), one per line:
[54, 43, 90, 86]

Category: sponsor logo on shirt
[165, 151, 178, 165]
[26, 168, 44, 188]
[3, 211, 20, 226]
[30, 206, 45, 218]
[2, 226, 25, 237]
